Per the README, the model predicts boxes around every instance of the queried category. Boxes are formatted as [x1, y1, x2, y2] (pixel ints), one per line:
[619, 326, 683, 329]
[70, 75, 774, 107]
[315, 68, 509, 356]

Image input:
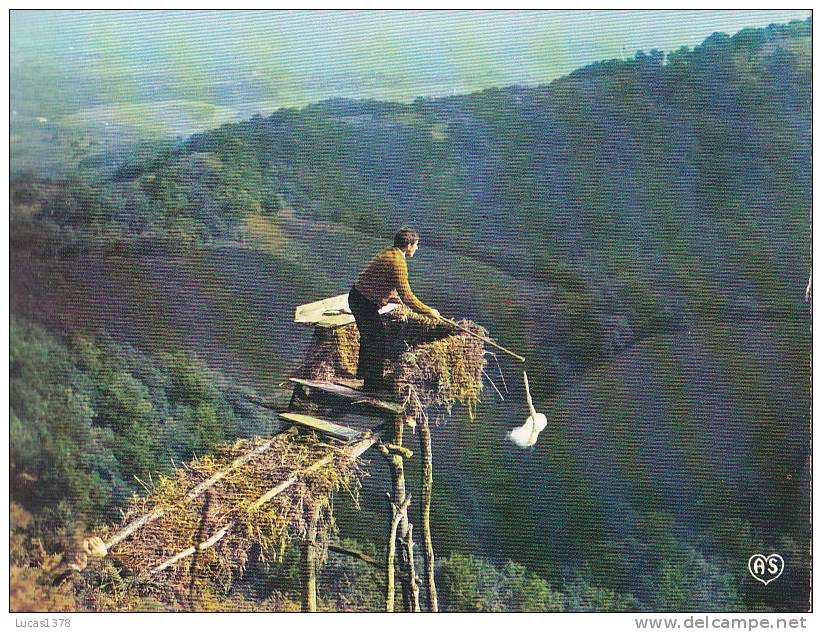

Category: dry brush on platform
[83, 435, 362, 610]
[298, 305, 487, 422]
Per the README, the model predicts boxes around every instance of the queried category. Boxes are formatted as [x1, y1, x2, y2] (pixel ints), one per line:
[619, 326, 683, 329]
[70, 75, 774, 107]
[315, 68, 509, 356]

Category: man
[348, 227, 440, 392]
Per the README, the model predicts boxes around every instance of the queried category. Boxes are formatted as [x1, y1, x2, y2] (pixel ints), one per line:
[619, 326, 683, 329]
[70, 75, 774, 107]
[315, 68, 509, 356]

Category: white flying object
[508, 371, 547, 449]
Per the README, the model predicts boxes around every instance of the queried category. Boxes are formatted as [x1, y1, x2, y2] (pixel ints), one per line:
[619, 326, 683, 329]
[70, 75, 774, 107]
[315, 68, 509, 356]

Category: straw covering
[298, 305, 487, 420]
[84, 435, 361, 610]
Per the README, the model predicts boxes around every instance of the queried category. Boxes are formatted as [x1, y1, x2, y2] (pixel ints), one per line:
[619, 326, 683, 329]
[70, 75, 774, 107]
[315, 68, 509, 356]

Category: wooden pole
[401, 523, 421, 612]
[393, 418, 416, 611]
[302, 502, 324, 612]
[523, 370, 539, 418]
[385, 495, 411, 612]
[438, 316, 526, 362]
[418, 416, 438, 612]
[151, 527, 229, 574]
[378, 414, 417, 611]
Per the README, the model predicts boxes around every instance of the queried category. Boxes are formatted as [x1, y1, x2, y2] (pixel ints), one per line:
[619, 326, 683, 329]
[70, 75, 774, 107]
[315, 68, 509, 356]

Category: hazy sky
[10, 9, 812, 119]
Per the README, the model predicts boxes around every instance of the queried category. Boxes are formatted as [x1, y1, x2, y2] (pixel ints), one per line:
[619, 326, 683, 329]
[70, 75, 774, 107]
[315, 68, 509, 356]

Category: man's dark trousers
[348, 284, 386, 388]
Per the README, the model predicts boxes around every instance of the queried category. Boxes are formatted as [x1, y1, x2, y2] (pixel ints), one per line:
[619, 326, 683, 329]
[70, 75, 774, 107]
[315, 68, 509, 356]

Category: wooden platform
[275, 373, 407, 448]
[294, 294, 399, 328]
[279, 412, 365, 443]
[289, 378, 405, 415]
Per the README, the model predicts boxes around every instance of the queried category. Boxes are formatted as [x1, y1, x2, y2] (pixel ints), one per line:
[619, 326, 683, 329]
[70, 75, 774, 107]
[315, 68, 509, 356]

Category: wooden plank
[319, 410, 389, 435]
[279, 412, 363, 442]
[332, 377, 364, 389]
[289, 377, 405, 414]
[294, 293, 349, 324]
[294, 294, 400, 328]
[316, 315, 356, 328]
[347, 433, 380, 458]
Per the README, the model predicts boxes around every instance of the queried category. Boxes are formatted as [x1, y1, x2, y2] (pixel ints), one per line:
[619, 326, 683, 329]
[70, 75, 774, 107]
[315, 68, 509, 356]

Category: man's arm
[393, 251, 438, 317]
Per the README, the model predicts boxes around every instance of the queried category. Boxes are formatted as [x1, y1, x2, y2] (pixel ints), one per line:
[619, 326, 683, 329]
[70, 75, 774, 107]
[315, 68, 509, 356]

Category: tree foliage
[10, 318, 277, 533]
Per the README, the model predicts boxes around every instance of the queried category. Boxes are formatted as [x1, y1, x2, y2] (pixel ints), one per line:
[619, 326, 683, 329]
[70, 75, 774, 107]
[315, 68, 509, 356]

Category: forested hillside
[14, 18, 810, 357]
[19, 19, 809, 284]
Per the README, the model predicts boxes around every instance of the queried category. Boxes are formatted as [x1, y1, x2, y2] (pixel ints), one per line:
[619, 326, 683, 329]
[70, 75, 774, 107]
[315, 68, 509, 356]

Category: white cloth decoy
[507, 371, 547, 448]
[508, 416, 538, 448]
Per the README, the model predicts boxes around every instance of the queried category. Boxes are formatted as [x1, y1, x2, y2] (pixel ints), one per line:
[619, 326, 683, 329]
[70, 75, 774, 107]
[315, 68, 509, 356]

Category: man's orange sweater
[354, 246, 435, 316]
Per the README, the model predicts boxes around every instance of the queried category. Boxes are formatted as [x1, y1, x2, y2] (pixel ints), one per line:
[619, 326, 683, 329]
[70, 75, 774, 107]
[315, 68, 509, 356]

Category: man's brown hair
[394, 227, 419, 248]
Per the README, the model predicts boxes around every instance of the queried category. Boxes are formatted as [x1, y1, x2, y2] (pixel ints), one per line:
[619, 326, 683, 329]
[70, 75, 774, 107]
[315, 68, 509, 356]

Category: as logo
[748, 554, 784, 585]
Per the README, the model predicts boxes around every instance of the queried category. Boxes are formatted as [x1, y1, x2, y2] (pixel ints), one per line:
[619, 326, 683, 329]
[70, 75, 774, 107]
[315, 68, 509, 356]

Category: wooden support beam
[294, 293, 355, 328]
[289, 377, 405, 415]
[279, 412, 364, 442]
[152, 526, 230, 574]
[381, 443, 414, 459]
[378, 414, 418, 611]
[294, 294, 398, 328]
[385, 495, 411, 612]
[419, 416, 439, 612]
[302, 502, 324, 612]
[401, 524, 421, 612]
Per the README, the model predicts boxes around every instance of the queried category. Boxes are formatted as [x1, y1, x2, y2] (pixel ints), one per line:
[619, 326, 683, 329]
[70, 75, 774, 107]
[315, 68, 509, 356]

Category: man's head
[394, 227, 419, 257]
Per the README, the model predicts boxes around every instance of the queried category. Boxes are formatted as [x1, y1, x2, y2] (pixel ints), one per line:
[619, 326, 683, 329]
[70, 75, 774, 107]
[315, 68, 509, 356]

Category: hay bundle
[298, 323, 360, 381]
[384, 308, 487, 418]
[91, 435, 360, 608]
[298, 305, 487, 420]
